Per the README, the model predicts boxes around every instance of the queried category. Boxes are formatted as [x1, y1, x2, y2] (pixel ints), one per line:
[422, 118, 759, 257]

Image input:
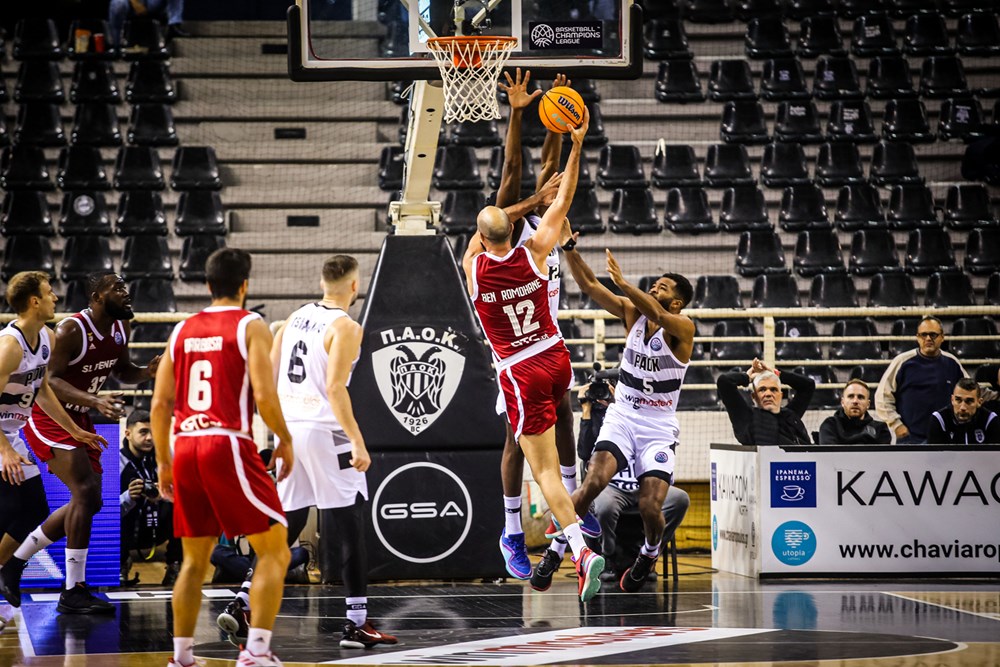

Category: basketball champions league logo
[371, 326, 466, 436]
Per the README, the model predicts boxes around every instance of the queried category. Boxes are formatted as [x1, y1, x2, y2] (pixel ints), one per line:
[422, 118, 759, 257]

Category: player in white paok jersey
[559, 238, 695, 593]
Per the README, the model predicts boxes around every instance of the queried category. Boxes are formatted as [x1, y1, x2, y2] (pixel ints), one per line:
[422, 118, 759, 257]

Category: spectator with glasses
[875, 316, 968, 444]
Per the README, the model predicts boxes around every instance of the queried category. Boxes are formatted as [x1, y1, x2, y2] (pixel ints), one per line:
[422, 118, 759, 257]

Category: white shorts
[276, 422, 368, 511]
[594, 403, 678, 482]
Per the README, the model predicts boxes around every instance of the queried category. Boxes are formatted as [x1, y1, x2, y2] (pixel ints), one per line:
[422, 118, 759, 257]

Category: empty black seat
[950, 317, 1000, 358]
[924, 270, 973, 306]
[797, 15, 845, 57]
[751, 272, 801, 307]
[610, 188, 661, 235]
[943, 184, 996, 229]
[736, 229, 786, 276]
[125, 61, 176, 104]
[114, 146, 164, 190]
[378, 145, 404, 192]
[815, 142, 864, 187]
[827, 100, 877, 143]
[794, 229, 844, 276]
[486, 146, 536, 195]
[882, 98, 934, 143]
[813, 56, 862, 100]
[888, 184, 937, 229]
[664, 187, 716, 234]
[171, 147, 222, 191]
[830, 318, 882, 361]
[869, 140, 922, 186]
[775, 318, 822, 361]
[582, 103, 609, 149]
[2, 236, 54, 282]
[70, 103, 122, 147]
[920, 56, 968, 98]
[12, 18, 63, 60]
[517, 103, 548, 148]
[129, 279, 177, 312]
[66, 19, 118, 60]
[448, 120, 500, 147]
[61, 235, 114, 280]
[849, 229, 900, 275]
[965, 228, 1000, 275]
[720, 186, 769, 232]
[677, 366, 718, 410]
[62, 280, 89, 313]
[175, 191, 226, 236]
[70, 61, 121, 104]
[57, 146, 109, 191]
[835, 183, 886, 230]
[760, 58, 810, 101]
[59, 192, 112, 236]
[851, 14, 897, 57]
[692, 275, 744, 309]
[128, 104, 178, 146]
[889, 317, 921, 356]
[988, 273, 1000, 306]
[938, 98, 986, 141]
[846, 364, 885, 385]
[180, 235, 226, 282]
[440, 190, 486, 234]
[685, 0, 735, 23]
[868, 272, 917, 307]
[745, 17, 792, 58]
[779, 184, 830, 231]
[1, 192, 54, 237]
[15, 61, 64, 103]
[787, 0, 836, 20]
[655, 60, 705, 103]
[708, 60, 756, 102]
[1, 146, 53, 191]
[957, 11, 1000, 56]
[711, 321, 761, 362]
[433, 146, 483, 190]
[809, 271, 859, 307]
[652, 143, 700, 188]
[558, 142, 593, 189]
[14, 103, 66, 147]
[704, 144, 754, 187]
[773, 101, 823, 143]
[121, 235, 173, 280]
[866, 57, 915, 99]
[644, 18, 690, 60]
[720, 101, 768, 144]
[736, 0, 782, 20]
[760, 142, 809, 187]
[889, 0, 937, 15]
[568, 189, 605, 235]
[597, 145, 648, 189]
[116, 191, 167, 236]
[906, 229, 956, 274]
[903, 14, 953, 56]
[121, 18, 170, 60]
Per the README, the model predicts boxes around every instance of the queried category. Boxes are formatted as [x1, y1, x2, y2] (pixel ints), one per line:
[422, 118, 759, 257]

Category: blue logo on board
[711, 462, 717, 500]
[771, 520, 817, 566]
[712, 515, 718, 551]
[770, 462, 816, 508]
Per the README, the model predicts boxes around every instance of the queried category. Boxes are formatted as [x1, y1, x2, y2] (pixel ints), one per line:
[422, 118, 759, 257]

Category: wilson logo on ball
[557, 96, 582, 121]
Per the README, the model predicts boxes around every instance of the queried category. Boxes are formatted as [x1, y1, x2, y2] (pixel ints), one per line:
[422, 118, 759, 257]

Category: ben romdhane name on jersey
[479, 278, 543, 304]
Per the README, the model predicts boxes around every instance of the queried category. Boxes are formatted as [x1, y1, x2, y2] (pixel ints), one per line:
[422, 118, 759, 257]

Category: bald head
[477, 206, 513, 245]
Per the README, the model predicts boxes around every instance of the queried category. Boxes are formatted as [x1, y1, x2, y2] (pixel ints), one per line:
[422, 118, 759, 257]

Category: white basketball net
[427, 37, 518, 123]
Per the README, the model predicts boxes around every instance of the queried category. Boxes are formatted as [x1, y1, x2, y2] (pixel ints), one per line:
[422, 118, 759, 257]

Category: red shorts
[25, 411, 103, 474]
[498, 343, 572, 439]
[172, 433, 286, 539]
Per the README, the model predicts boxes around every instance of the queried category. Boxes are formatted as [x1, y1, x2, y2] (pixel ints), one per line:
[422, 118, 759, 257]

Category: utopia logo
[771, 520, 817, 566]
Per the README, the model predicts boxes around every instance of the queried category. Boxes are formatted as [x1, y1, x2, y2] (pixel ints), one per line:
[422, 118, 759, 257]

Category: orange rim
[427, 36, 517, 68]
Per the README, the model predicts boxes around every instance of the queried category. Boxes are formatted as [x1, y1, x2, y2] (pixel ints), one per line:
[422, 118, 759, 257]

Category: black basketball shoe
[619, 553, 658, 593]
[217, 598, 251, 647]
[530, 548, 563, 592]
[0, 557, 27, 607]
[340, 620, 398, 649]
[57, 583, 116, 614]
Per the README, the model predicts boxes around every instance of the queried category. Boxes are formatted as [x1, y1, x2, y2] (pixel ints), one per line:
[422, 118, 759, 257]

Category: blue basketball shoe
[499, 530, 531, 580]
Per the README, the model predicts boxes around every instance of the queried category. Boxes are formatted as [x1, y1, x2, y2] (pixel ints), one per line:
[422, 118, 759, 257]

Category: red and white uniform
[472, 246, 571, 439]
[25, 311, 127, 474]
[168, 306, 285, 538]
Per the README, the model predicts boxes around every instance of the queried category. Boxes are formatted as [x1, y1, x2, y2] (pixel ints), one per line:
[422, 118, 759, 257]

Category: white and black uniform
[595, 315, 687, 482]
[275, 303, 367, 511]
[0, 324, 51, 483]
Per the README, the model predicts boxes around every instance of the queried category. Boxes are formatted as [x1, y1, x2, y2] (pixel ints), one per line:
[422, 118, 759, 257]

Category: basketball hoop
[427, 36, 518, 123]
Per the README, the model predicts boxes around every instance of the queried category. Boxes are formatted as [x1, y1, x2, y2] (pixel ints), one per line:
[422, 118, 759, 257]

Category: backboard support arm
[389, 80, 444, 236]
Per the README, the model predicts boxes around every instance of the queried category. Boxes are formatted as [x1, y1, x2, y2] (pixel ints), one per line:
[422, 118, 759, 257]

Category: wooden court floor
[1, 555, 997, 667]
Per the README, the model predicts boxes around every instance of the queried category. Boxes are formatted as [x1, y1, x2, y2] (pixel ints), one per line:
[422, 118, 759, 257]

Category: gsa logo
[711, 515, 718, 551]
[770, 462, 816, 508]
[771, 520, 817, 566]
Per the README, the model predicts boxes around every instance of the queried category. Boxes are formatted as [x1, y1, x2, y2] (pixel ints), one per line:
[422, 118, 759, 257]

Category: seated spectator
[928, 378, 1000, 445]
[120, 409, 181, 585]
[975, 364, 1000, 415]
[818, 379, 892, 444]
[109, 0, 187, 47]
[717, 359, 815, 446]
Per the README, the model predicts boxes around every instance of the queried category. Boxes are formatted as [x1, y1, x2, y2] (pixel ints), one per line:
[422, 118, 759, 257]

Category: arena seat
[644, 18, 691, 60]
[761, 142, 809, 187]
[815, 142, 864, 187]
[558, 142, 594, 188]
[122, 18, 170, 60]
[57, 146, 109, 191]
[943, 184, 996, 229]
[12, 18, 64, 60]
[920, 56, 969, 98]
[704, 144, 755, 187]
[751, 272, 801, 307]
[65, 19, 118, 60]
[779, 183, 830, 231]
[114, 146, 164, 190]
[116, 191, 167, 236]
[664, 187, 716, 234]
[720, 101, 769, 144]
[582, 103, 609, 148]
[905, 229, 957, 275]
[568, 189, 605, 234]
[736, 0, 782, 21]
[70, 103, 122, 147]
[711, 320, 762, 362]
[652, 143, 701, 188]
[831, 317, 884, 362]
[581, 277, 622, 308]
[685, 0, 735, 23]
[0, 80, 6, 106]
[486, 146, 536, 195]
[792, 365, 840, 408]
[849, 229, 900, 275]
[378, 145, 403, 191]
[787, 0, 836, 21]
[794, 229, 844, 276]
[887, 184, 937, 229]
[610, 188, 660, 235]
[889, 317, 922, 356]
[745, 17, 792, 59]
[984, 273, 1000, 305]
[760, 58, 810, 101]
[448, 120, 501, 147]
[70, 61, 121, 104]
[678, 366, 719, 410]
[839, 0, 886, 17]
[809, 271, 859, 307]
[720, 186, 770, 232]
[14, 103, 66, 146]
[129, 322, 175, 366]
[940, 0, 992, 17]
[882, 98, 934, 143]
[866, 56, 915, 99]
[1, 192, 54, 237]
[1, 145, 53, 190]
[440, 190, 486, 235]
[964, 228, 1000, 275]
[597, 145, 648, 189]
[851, 13, 898, 56]
[125, 61, 176, 104]
[950, 317, 1000, 358]
[956, 11, 1000, 56]
[775, 318, 822, 361]
[15, 61, 65, 103]
[175, 192, 226, 236]
[924, 270, 974, 307]
[2, 235, 54, 281]
[62, 280, 89, 313]
[846, 364, 885, 385]
[903, 14, 953, 56]
[938, 98, 986, 141]
[171, 147, 222, 191]
[121, 235, 173, 280]
[59, 191, 112, 236]
[773, 101, 823, 143]
[708, 60, 756, 101]
[868, 272, 917, 307]
[379, 18, 408, 58]
[735, 229, 786, 276]
[890, 0, 937, 15]
[826, 100, 877, 143]
[128, 104, 178, 146]
[180, 235, 227, 282]
[558, 319, 588, 366]
[869, 140, 922, 186]
[61, 235, 114, 280]
[796, 15, 845, 58]
[812, 56, 863, 100]
[655, 60, 705, 103]
[692, 275, 743, 309]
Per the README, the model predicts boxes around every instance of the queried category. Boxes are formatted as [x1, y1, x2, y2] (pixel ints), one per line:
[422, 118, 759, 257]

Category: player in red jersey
[6, 272, 157, 614]
[151, 248, 294, 667]
[463, 106, 606, 602]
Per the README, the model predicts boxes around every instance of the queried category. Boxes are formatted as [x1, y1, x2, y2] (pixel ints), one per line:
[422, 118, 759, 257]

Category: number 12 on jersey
[502, 300, 539, 337]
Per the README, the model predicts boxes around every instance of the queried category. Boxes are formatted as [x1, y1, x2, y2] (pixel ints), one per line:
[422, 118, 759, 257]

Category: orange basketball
[538, 86, 586, 134]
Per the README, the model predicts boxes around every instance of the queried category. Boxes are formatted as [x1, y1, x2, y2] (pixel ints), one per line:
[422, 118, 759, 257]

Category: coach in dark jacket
[818, 379, 892, 445]
[928, 378, 1000, 445]
[717, 359, 815, 446]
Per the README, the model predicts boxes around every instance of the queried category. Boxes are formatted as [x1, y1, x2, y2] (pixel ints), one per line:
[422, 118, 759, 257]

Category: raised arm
[535, 75, 568, 197]
[561, 230, 630, 321]
[495, 68, 541, 209]
[502, 172, 562, 222]
[781, 368, 815, 418]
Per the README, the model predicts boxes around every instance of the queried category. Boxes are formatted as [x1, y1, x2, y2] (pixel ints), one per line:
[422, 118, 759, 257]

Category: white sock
[551, 536, 568, 558]
[173, 637, 195, 665]
[65, 548, 88, 589]
[641, 539, 661, 558]
[502, 495, 522, 535]
[237, 571, 253, 608]
[560, 465, 578, 493]
[246, 628, 272, 655]
[13, 526, 53, 561]
[346, 596, 367, 626]
[563, 523, 587, 559]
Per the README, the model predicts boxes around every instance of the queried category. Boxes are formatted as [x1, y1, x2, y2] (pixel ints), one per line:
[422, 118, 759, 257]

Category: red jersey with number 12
[170, 306, 260, 437]
[472, 246, 561, 361]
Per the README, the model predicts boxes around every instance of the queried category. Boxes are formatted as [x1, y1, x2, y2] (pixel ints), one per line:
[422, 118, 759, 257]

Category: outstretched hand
[552, 73, 571, 89]
[559, 219, 577, 247]
[569, 107, 590, 145]
[537, 171, 563, 206]
[500, 68, 542, 110]
[606, 249, 626, 287]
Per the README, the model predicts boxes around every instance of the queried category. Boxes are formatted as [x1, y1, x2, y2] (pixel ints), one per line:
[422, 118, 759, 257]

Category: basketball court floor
[1, 555, 997, 666]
